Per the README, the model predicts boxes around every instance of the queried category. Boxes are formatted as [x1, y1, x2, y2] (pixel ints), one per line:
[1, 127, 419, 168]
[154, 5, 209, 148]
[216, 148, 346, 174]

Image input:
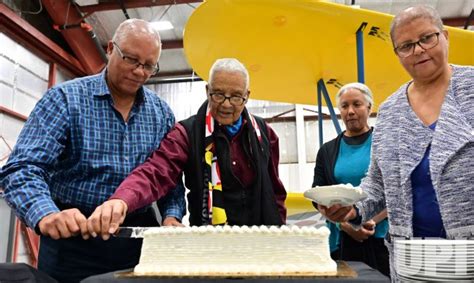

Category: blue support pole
[318, 79, 342, 134]
[356, 22, 367, 84]
[317, 81, 324, 147]
[315, 22, 367, 148]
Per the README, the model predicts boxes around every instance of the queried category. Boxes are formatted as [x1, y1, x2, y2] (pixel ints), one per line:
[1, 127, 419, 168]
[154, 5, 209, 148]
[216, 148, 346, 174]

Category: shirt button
[232, 161, 236, 165]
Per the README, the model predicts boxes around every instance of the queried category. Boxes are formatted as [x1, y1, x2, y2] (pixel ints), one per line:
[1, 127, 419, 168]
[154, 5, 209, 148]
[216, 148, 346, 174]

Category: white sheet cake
[134, 225, 337, 276]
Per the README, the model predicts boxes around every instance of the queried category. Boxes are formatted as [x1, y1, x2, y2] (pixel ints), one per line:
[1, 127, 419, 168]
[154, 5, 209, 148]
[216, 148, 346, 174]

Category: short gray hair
[112, 19, 161, 46]
[335, 82, 374, 109]
[209, 58, 250, 90]
[390, 5, 444, 46]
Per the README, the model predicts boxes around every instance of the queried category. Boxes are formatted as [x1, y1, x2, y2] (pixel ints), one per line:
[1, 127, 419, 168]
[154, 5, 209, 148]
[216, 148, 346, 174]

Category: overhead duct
[42, 0, 106, 74]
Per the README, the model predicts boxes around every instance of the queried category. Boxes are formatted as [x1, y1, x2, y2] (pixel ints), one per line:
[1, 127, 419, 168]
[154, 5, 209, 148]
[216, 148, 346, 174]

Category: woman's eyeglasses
[394, 32, 440, 58]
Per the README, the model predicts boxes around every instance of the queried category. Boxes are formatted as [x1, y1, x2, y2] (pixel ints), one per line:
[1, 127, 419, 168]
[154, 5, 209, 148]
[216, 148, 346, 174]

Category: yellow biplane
[184, 0, 474, 111]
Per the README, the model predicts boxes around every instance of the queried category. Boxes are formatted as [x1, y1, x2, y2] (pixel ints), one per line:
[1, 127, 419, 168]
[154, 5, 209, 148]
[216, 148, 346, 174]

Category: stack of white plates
[303, 184, 367, 207]
[394, 239, 474, 281]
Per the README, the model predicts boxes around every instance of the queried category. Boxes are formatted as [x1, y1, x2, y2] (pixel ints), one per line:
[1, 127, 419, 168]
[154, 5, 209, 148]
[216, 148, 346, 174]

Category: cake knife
[114, 227, 150, 238]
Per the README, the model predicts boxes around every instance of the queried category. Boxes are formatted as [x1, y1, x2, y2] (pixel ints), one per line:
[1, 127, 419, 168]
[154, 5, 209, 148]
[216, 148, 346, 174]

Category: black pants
[38, 206, 158, 283]
[335, 231, 390, 277]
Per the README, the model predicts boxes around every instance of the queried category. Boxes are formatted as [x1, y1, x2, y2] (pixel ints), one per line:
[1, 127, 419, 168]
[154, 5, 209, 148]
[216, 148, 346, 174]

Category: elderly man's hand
[87, 199, 128, 240]
[317, 203, 356, 223]
[162, 216, 184, 227]
[38, 209, 89, 240]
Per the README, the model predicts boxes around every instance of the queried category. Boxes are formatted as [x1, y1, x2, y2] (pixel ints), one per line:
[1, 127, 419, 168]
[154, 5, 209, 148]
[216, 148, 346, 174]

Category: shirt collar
[225, 115, 243, 137]
[94, 69, 146, 104]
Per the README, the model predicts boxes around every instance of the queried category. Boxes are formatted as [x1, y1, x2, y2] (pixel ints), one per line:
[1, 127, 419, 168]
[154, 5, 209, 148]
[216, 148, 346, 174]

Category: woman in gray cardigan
[320, 5, 474, 280]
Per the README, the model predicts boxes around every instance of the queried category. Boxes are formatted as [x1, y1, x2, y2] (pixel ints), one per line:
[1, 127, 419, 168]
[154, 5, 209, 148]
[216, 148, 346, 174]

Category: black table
[81, 261, 390, 283]
[0, 263, 58, 283]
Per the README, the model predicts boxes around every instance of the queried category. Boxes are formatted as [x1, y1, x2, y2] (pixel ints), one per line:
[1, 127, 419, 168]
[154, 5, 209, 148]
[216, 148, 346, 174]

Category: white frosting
[134, 225, 337, 276]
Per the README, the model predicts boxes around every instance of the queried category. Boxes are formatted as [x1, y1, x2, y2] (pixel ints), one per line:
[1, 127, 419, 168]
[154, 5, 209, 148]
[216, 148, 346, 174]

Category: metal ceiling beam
[464, 9, 474, 30]
[443, 16, 472, 27]
[148, 77, 203, 84]
[162, 39, 183, 49]
[146, 69, 202, 84]
[101, 39, 183, 50]
[42, 0, 106, 75]
[79, 0, 203, 14]
[154, 69, 197, 77]
[0, 3, 85, 77]
[0, 106, 28, 122]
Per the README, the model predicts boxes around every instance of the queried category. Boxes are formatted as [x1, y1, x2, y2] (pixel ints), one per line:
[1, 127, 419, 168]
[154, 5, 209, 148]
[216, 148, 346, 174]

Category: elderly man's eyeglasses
[394, 32, 440, 58]
[112, 42, 159, 74]
[210, 93, 247, 106]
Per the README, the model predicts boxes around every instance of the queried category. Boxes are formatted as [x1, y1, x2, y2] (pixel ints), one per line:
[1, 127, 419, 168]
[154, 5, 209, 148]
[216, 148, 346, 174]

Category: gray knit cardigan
[357, 65, 473, 280]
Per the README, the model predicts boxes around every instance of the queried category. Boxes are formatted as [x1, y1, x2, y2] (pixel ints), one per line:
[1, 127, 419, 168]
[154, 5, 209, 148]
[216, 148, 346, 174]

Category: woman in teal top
[312, 83, 389, 276]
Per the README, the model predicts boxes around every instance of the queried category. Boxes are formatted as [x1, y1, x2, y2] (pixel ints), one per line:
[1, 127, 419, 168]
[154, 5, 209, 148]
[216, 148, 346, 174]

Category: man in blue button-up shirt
[0, 19, 185, 282]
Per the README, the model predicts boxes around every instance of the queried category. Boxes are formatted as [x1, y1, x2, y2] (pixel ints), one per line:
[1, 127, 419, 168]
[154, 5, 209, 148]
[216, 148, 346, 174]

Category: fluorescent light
[75, 0, 98, 5]
[151, 21, 174, 31]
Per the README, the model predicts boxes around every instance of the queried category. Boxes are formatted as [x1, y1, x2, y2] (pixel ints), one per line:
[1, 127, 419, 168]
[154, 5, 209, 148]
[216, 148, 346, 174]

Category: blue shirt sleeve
[0, 87, 69, 229]
[156, 177, 186, 221]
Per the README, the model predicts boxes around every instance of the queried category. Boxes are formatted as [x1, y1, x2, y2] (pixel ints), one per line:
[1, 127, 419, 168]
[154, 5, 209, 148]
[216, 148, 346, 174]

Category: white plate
[397, 269, 474, 281]
[395, 249, 474, 256]
[396, 245, 474, 252]
[395, 257, 474, 266]
[395, 260, 474, 272]
[303, 184, 368, 207]
[396, 239, 474, 246]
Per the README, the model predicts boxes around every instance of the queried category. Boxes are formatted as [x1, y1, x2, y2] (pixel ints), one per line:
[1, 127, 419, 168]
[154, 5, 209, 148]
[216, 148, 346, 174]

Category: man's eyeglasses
[112, 42, 159, 74]
[394, 32, 441, 58]
[209, 93, 247, 106]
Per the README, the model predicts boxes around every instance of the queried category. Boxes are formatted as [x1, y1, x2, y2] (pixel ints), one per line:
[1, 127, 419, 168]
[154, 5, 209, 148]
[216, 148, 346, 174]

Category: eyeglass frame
[209, 92, 247, 106]
[112, 42, 160, 74]
[393, 32, 441, 58]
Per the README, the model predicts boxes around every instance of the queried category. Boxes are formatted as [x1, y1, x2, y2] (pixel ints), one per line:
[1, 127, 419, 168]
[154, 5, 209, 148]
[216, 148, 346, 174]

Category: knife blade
[114, 227, 151, 238]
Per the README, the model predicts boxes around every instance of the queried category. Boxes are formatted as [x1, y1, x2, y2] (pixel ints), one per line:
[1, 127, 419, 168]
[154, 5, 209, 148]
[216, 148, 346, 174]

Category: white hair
[335, 82, 374, 109]
[209, 58, 250, 90]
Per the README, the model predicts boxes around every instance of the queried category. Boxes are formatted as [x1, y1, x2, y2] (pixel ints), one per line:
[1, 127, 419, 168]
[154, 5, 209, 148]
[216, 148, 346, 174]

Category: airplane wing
[183, 0, 474, 111]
